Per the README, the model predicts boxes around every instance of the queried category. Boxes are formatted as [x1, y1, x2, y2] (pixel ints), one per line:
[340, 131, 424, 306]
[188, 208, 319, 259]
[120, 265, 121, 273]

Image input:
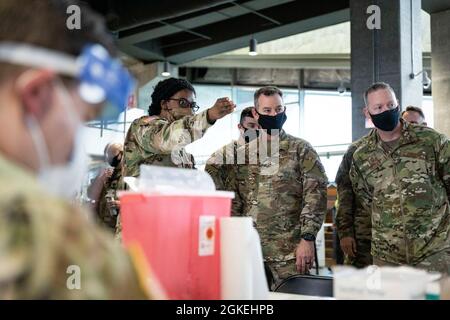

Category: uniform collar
[278, 130, 289, 151]
[365, 119, 418, 152]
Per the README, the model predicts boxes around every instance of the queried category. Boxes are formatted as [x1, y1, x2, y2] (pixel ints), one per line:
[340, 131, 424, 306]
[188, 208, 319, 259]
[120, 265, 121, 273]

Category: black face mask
[109, 152, 122, 167]
[256, 110, 287, 135]
[243, 128, 260, 143]
[369, 106, 400, 131]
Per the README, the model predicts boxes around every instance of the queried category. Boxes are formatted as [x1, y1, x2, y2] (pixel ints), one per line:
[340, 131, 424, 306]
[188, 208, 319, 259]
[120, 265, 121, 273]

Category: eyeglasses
[167, 98, 200, 112]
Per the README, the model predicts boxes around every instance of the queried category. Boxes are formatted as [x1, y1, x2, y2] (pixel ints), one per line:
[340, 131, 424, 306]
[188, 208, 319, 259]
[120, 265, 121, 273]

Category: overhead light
[409, 70, 431, 89]
[249, 37, 258, 56]
[161, 61, 171, 77]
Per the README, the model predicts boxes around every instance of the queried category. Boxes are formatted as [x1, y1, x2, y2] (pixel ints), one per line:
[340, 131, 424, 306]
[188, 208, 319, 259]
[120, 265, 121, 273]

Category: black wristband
[302, 233, 316, 241]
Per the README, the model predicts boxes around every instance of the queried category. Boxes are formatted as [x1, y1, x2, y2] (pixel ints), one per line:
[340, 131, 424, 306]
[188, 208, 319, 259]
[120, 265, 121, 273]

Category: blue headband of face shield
[77, 44, 135, 119]
[0, 42, 135, 120]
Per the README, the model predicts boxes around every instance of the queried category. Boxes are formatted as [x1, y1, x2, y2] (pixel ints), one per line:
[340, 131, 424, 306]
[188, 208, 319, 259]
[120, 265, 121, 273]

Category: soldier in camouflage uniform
[95, 143, 123, 232]
[336, 134, 373, 268]
[231, 87, 328, 289]
[116, 78, 235, 236]
[0, 155, 153, 299]
[0, 0, 158, 298]
[121, 78, 236, 177]
[336, 106, 428, 268]
[205, 106, 260, 193]
[350, 82, 450, 274]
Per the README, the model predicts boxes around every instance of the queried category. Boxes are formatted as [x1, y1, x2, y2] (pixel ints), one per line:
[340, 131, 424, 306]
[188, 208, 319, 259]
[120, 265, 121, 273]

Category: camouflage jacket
[0, 154, 150, 299]
[350, 120, 450, 265]
[335, 132, 373, 241]
[122, 110, 213, 181]
[205, 140, 241, 191]
[96, 165, 122, 231]
[205, 140, 247, 215]
[232, 131, 328, 262]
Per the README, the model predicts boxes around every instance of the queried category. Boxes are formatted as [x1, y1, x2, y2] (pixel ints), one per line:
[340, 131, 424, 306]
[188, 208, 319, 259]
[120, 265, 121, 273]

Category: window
[82, 107, 146, 156]
[184, 85, 234, 166]
[303, 91, 352, 146]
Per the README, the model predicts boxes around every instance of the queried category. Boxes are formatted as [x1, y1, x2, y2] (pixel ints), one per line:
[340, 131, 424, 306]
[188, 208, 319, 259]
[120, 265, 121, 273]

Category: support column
[431, 10, 450, 136]
[350, 0, 423, 141]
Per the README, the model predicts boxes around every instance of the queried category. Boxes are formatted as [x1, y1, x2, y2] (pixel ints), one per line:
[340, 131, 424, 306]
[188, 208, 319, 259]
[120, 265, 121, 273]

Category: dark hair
[254, 86, 283, 107]
[148, 77, 196, 116]
[239, 107, 255, 124]
[363, 82, 396, 105]
[0, 0, 116, 81]
[401, 105, 425, 119]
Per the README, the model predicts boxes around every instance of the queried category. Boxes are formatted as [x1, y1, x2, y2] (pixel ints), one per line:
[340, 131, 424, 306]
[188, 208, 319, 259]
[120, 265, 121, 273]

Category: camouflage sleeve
[349, 158, 372, 214]
[206, 154, 244, 216]
[335, 145, 357, 239]
[437, 134, 450, 200]
[298, 144, 328, 237]
[135, 110, 213, 154]
[0, 196, 153, 299]
[205, 152, 226, 191]
[231, 180, 244, 217]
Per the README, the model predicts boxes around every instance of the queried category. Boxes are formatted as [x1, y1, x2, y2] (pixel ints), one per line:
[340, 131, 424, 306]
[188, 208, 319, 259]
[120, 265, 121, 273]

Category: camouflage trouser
[265, 259, 298, 291]
[344, 240, 373, 268]
[373, 248, 450, 275]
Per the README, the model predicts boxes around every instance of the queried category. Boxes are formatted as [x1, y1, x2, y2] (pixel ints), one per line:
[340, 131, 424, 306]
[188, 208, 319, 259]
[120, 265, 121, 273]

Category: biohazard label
[198, 216, 215, 256]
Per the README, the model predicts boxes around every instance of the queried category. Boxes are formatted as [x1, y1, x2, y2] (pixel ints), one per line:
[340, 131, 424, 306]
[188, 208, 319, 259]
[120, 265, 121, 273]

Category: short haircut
[254, 86, 283, 107]
[401, 105, 425, 119]
[0, 0, 116, 82]
[363, 82, 396, 105]
[239, 106, 254, 124]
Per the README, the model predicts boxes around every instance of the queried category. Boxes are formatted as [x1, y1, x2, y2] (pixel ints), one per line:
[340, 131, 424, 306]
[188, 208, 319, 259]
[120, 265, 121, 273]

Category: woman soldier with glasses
[115, 77, 235, 236]
[122, 77, 235, 176]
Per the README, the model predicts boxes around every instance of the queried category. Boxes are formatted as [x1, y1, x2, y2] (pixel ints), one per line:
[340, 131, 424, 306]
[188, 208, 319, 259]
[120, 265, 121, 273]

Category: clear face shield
[0, 42, 135, 120]
[0, 42, 136, 199]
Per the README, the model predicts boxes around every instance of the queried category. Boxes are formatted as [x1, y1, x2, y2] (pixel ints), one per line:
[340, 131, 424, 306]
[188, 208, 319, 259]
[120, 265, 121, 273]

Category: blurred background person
[88, 142, 123, 232]
[205, 106, 260, 192]
[86, 145, 114, 212]
[401, 105, 427, 126]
